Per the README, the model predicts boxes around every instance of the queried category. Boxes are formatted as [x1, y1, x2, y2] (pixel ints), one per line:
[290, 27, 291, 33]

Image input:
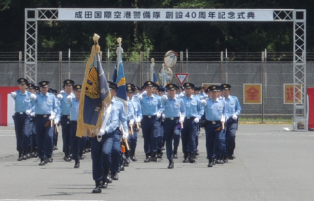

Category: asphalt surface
[0, 125, 314, 201]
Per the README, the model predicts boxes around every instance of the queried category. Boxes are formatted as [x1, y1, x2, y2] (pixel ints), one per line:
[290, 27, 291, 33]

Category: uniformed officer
[31, 81, 58, 165]
[138, 81, 163, 162]
[108, 81, 128, 180]
[201, 85, 226, 167]
[67, 84, 82, 168]
[157, 87, 166, 158]
[27, 83, 37, 157]
[126, 83, 142, 162]
[161, 84, 186, 169]
[181, 82, 204, 163]
[57, 79, 75, 161]
[221, 84, 241, 160]
[11, 78, 33, 161]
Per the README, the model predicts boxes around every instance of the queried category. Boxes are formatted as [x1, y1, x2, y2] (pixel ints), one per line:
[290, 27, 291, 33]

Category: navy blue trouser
[60, 115, 71, 153]
[13, 113, 31, 153]
[205, 123, 224, 160]
[181, 118, 198, 154]
[141, 116, 160, 154]
[35, 115, 53, 159]
[30, 117, 37, 150]
[90, 129, 117, 182]
[79, 136, 88, 151]
[226, 119, 238, 156]
[164, 118, 181, 160]
[110, 129, 122, 173]
[128, 130, 138, 153]
[70, 121, 81, 160]
[157, 124, 164, 151]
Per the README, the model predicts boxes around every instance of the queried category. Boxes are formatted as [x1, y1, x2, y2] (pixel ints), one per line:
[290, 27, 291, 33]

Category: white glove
[141, 91, 147, 96]
[232, 114, 238, 120]
[179, 93, 184, 98]
[122, 132, 129, 139]
[179, 116, 184, 123]
[30, 94, 37, 100]
[57, 94, 63, 100]
[161, 95, 168, 101]
[98, 129, 106, 136]
[25, 110, 31, 115]
[49, 114, 55, 120]
[201, 99, 206, 106]
[30, 112, 35, 117]
[220, 116, 225, 123]
[156, 112, 161, 118]
[136, 117, 141, 123]
[54, 118, 59, 124]
[162, 114, 165, 119]
[194, 117, 199, 123]
[60, 90, 65, 93]
[11, 92, 17, 98]
[138, 95, 143, 101]
[129, 119, 134, 126]
[97, 135, 102, 142]
[67, 95, 72, 101]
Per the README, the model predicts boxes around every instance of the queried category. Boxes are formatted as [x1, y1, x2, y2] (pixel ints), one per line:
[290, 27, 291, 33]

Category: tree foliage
[0, 0, 312, 53]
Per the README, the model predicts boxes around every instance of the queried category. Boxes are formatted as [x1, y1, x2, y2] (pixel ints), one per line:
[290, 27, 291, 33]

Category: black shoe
[92, 181, 102, 193]
[79, 156, 84, 160]
[112, 173, 119, 180]
[189, 153, 195, 163]
[17, 156, 23, 161]
[100, 181, 108, 189]
[144, 156, 151, 163]
[228, 155, 236, 160]
[151, 152, 157, 162]
[39, 159, 46, 166]
[208, 160, 214, 167]
[45, 157, 53, 163]
[120, 165, 125, 171]
[168, 160, 174, 169]
[183, 153, 189, 163]
[130, 155, 137, 161]
[216, 159, 223, 164]
[173, 154, 178, 159]
[74, 159, 80, 168]
[223, 156, 228, 163]
[107, 175, 112, 183]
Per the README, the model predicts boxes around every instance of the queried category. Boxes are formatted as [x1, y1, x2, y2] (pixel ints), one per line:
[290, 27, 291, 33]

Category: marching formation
[11, 77, 241, 193]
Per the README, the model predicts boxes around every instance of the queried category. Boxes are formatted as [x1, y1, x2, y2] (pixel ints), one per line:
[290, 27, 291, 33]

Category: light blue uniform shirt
[162, 96, 186, 118]
[12, 90, 33, 113]
[130, 97, 142, 121]
[59, 92, 74, 115]
[68, 97, 79, 121]
[32, 92, 58, 115]
[140, 94, 163, 116]
[105, 97, 127, 134]
[182, 95, 204, 119]
[55, 98, 61, 121]
[127, 100, 135, 122]
[224, 95, 242, 119]
[204, 98, 226, 121]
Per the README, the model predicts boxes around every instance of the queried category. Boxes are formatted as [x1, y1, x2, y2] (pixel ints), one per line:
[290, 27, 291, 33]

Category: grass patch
[239, 117, 292, 125]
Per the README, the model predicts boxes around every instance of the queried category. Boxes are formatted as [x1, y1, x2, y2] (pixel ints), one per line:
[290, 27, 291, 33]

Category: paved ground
[1, 125, 314, 201]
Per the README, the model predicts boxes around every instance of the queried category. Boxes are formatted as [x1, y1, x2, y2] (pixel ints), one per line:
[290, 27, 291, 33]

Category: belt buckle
[170, 117, 174, 120]
[148, 116, 151, 118]
[19, 112, 23, 115]
[212, 121, 216, 124]
[67, 115, 70, 119]
[187, 117, 190, 119]
[43, 115, 47, 118]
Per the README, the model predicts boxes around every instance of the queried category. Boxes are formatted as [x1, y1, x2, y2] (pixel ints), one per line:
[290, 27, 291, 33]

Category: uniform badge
[67, 80, 70, 83]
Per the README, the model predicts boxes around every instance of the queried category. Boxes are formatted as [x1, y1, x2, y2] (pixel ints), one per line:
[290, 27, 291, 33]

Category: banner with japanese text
[58, 8, 274, 22]
[284, 84, 302, 104]
[243, 84, 262, 104]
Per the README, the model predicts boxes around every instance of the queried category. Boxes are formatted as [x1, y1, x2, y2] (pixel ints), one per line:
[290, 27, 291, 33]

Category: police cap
[183, 82, 195, 89]
[17, 78, 28, 85]
[73, 84, 82, 91]
[108, 81, 118, 90]
[63, 79, 75, 86]
[38, 81, 49, 88]
[220, 84, 231, 90]
[165, 83, 178, 91]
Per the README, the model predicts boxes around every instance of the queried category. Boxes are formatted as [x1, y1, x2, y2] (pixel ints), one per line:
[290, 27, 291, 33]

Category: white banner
[58, 8, 274, 22]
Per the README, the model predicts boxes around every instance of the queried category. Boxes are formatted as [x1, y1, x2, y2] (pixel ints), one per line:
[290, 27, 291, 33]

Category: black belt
[205, 120, 221, 125]
[15, 112, 26, 115]
[70, 121, 77, 123]
[62, 115, 70, 119]
[185, 117, 195, 120]
[36, 114, 50, 118]
[143, 115, 157, 119]
[164, 117, 179, 121]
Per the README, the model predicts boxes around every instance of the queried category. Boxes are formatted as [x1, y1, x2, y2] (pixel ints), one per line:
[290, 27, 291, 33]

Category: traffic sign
[175, 73, 189, 85]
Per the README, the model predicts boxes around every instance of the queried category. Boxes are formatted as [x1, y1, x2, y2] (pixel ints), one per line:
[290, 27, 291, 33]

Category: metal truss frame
[24, 8, 307, 131]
